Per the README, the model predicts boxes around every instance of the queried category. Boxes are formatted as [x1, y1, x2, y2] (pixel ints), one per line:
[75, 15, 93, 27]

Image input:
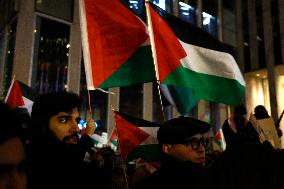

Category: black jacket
[134, 153, 208, 189]
[27, 135, 98, 189]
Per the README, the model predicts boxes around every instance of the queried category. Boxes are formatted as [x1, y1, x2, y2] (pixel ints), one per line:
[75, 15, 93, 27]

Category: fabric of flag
[214, 128, 227, 151]
[79, 0, 156, 90]
[146, 3, 246, 107]
[4, 79, 25, 108]
[114, 111, 160, 162]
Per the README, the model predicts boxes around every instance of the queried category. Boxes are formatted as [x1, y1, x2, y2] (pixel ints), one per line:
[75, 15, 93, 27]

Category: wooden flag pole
[87, 89, 92, 116]
[145, 1, 166, 122]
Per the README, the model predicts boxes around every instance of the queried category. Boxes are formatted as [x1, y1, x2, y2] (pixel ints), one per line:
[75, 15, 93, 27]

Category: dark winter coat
[134, 153, 208, 189]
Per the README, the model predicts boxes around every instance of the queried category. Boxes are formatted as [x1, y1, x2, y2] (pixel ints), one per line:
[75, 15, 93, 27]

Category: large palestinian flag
[146, 3, 246, 106]
[114, 111, 160, 162]
[79, 0, 156, 90]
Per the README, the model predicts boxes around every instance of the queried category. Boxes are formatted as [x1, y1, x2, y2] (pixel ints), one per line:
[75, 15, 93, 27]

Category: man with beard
[134, 116, 211, 189]
[27, 92, 97, 189]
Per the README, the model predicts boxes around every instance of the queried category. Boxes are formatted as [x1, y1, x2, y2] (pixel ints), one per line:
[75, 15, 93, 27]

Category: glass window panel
[79, 58, 108, 133]
[271, 0, 282, 65]
[256, 0, 266, 68]
[32, 17, 70, 94]
[3, 20, 17, 96]
[223, 0, 236, 46]
[202, 0, 218, 38]
[153, 0, 166, 10]
[178, 1, 197, 24]
[0, 0, 18, 32]
[119, 84, 143, 119]
[35, 0, 73, 22]
[127, 0, 146, 20]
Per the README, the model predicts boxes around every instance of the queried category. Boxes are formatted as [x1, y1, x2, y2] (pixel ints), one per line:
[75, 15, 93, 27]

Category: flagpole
[87, 89, 92, 116]
[145, 1, 166, 122]
[112, 111, 130, 189]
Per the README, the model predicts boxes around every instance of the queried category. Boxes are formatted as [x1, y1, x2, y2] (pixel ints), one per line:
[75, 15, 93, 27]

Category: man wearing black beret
[134, 116, 211, 189]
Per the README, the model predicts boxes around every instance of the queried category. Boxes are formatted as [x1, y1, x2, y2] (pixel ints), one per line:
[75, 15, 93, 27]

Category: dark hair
[234, 104, 247, 116]
[254, 105, 269, 119]
[30, 91, 80, 142]
[0, 101, 24, 145]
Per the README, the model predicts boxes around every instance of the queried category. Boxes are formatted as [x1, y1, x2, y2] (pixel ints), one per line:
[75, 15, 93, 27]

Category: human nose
[70, 119, 80, 133]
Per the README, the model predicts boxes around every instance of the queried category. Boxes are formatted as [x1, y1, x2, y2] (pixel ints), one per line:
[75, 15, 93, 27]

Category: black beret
[157, 116, 211, 144]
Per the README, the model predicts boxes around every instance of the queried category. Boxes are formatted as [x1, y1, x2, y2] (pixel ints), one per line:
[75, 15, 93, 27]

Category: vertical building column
[0, 27, 8, 96]
[13, 0, 35, 85]
[279, 0, 284, 63]
[247, 0, 259, 70]
[143, 83, 153, 121]
[235, 0, 245, 71]
[262, 0, 278, 121]
[107, 87, 120, 135]
[172, 0, 179, 16]
[67, 0, 82, 94]
[196, 0, 203, 28]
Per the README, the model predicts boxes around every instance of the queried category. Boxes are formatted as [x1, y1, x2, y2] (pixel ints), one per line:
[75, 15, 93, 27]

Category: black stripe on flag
[150, 3, 227, 53]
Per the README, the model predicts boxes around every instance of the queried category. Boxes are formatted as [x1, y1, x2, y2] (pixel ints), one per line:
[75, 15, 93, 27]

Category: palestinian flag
[4, 79, 24, 108]
[114, 111, 160, 162]
[4, 79, 37, 114]
[79, 0, 156, 90]
[146, 3, 246, 107]
[214, 128, 226, 151]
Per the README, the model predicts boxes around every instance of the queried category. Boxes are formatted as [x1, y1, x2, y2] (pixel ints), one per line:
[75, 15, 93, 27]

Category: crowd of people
[1, 91, 284, 189]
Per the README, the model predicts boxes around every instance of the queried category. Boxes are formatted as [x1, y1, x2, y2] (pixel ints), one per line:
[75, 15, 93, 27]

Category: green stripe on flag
[99, 45, 155, 89]
[164, 66, 245, 105]
[126, 144, 160, 162]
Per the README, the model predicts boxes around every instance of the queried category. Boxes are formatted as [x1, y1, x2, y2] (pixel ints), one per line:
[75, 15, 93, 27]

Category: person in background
[27, 91, 97, 189]
[222, 104, 260, 146]
[254, 105, 282, 138]
[0, 101, 28, 189]
[134, 116, 211, 189]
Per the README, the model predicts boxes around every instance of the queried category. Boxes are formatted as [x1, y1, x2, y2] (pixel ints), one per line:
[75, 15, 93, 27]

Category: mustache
[62, 133, 80, 142]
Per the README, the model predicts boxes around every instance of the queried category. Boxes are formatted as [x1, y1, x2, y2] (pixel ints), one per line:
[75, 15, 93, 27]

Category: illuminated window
[153, 0, 166, 10]
[202, 0, 218, 37]
[32, 17, 70, 93]
[179, 1, 197, 24]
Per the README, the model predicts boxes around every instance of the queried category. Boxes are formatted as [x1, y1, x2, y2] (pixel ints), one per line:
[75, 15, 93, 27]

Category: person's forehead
[54, 108, 79, 117]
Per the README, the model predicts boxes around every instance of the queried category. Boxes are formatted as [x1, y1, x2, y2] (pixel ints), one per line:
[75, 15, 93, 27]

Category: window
[120, 84, 143, 119]
[3, 20, 17, 96]
[202, 0, 218, 38]
[35, 0, 73, 22]
[178, 0, 197, 24]
[0, 0, 18, 31]
[153, 0, 166, 10]
[223, 0, 236, 46]
[32, 17, 70, 94]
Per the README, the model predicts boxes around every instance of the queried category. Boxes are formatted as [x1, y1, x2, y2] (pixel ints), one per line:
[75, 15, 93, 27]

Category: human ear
[162, 143, 172, 154]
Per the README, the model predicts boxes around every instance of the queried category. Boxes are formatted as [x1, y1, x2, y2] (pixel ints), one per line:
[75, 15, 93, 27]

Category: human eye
[58, 116, 68, 124]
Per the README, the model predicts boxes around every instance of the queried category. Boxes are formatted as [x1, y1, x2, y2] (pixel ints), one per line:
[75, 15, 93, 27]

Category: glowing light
[202, 12, 212, 25]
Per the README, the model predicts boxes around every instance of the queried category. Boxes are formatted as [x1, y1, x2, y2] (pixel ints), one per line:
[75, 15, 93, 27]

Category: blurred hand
[86, 118, 96, 136]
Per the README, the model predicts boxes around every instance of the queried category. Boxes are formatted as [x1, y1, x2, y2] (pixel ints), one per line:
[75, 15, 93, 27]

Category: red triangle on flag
[4, 79, 25, 108]
[115, 113, 150, 160]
